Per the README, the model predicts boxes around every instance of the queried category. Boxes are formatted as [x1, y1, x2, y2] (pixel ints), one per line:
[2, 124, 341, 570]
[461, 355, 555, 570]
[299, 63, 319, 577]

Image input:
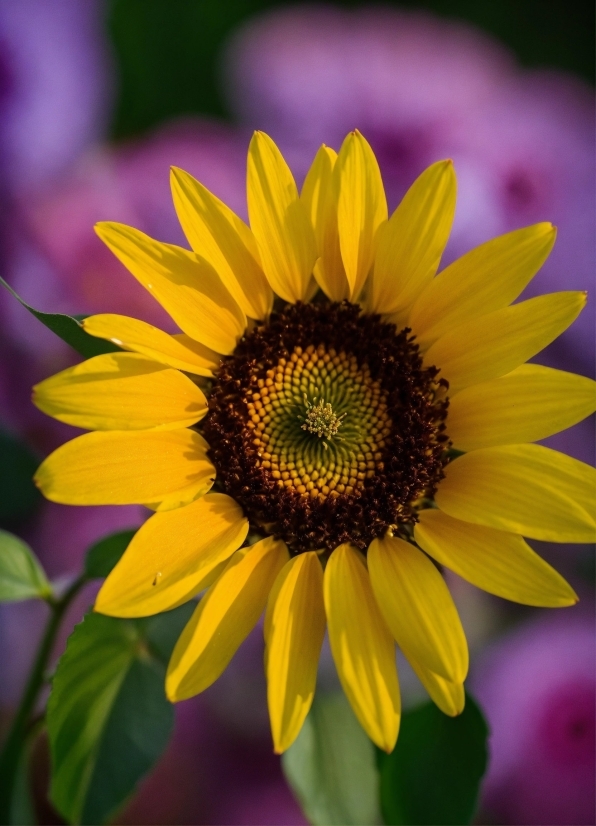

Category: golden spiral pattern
[247, 344, 392, 502]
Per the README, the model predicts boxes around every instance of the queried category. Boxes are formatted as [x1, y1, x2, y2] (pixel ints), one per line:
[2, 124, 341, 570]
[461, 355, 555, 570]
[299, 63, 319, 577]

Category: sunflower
[33, 131, 595, 753]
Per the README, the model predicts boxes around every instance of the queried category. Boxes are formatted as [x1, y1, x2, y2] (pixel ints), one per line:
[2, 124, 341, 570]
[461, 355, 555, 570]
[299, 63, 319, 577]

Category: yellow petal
[83, 314, 220, 377]
[425, 291, 587, 392]
[368, 534, 468, 683]
[335, 131, 388, 301]
[247, 131, 317, 303]
[300, 145, 350, 301]
[265, 552, 326, 753]
[95, 493, 248, 617]
[436, 445, 596, 543]
[170, 166, 273, 319]
[95, 222, 246, 354]
[33, 353, 207, 431]
[369, 160, 456, 319]
[166, 537, 289, 701]
[407, 656, 465, 717]
[35, 429, 214, 509]
[409, 223, 556, 347]
[324, 544, 400, 752]
[415, 509, 577, 607]
[448, 364, 596, 450]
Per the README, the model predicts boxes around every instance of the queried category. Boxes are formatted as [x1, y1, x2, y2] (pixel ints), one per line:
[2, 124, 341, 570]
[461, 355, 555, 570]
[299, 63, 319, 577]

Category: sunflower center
[244, 343, 391, 501]
[203, 301, 450, 553]
[301, 396, 345, 441]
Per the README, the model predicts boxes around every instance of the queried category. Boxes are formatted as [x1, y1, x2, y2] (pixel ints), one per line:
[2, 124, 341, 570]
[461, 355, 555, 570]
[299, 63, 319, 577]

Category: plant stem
[0, 575, 86, 824]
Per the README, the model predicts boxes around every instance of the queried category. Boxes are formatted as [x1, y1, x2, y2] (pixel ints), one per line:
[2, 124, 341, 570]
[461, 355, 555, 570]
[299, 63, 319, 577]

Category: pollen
[244, 343, 392, 503]
[301, 396, 346, 442]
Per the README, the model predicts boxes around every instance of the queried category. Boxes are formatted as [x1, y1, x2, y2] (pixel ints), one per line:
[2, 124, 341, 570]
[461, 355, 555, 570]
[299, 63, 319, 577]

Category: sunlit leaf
[378, 694, 489, 825]
[282, 691, 382, 826]
[47, 604, 194, 825]
[84, 529, 137, 579]
[0, 531, 52, 602]
[0, 277, 120, 359]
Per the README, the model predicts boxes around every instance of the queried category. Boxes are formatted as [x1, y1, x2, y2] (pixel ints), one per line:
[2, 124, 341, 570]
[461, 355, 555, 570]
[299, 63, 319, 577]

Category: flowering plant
[0, 129, 593, 825]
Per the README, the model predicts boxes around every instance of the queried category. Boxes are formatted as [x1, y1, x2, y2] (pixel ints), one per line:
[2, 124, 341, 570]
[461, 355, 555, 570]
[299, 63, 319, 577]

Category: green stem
[0, 575, 86, 824]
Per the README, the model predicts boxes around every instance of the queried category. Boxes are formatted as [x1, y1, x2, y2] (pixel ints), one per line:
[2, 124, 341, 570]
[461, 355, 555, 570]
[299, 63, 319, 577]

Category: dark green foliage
[0, 277, 120, 359]
[0, 429, 41, 529]
[108, 0, 279, 137]
[378, 694, 489, 825]
[47, 605, 194, 825]
[84, 529, 137, 579]
[107, 0, 593, 140]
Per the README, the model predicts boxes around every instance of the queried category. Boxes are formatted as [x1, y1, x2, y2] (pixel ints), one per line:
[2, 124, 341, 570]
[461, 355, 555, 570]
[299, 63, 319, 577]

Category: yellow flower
[33, 131, 595, 754]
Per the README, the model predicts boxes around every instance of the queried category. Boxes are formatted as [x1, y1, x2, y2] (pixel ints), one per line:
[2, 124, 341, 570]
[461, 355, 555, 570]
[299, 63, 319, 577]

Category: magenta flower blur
[224, 4, 595, 381]
[472, 614, 595, 825]
[11, 121, 248, 334]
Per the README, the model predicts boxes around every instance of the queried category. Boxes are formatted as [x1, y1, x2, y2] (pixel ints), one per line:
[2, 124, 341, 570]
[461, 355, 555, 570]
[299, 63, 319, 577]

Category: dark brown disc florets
[203, 301, 450, 553]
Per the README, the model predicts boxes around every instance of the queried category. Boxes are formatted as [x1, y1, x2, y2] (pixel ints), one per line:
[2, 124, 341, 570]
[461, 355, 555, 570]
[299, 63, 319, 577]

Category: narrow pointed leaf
[0, 276, 120, 358]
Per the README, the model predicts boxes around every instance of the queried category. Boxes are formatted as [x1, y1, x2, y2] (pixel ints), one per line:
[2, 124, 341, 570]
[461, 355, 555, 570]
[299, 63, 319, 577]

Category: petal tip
[164, 674, 179, 703]
[379, 733, 398, 754]
[272, 729, 297, 755]
[447, 699, 466, 717]
[169, 165, 183, 183]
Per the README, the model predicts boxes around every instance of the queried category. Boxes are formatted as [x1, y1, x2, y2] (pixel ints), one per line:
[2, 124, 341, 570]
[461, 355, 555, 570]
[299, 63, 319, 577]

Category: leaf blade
[0, 276, 120, 359]
[282, 691, 382, 826]
[84, 530, 138, 579]
[378, 694, 489, 825]
[0, 531, 51, 602]
[0, 429, 41, 528]
[47, 604, 193, 824]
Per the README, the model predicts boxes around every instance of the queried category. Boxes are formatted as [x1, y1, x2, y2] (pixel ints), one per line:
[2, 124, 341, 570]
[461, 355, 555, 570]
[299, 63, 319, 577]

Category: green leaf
[0, 530, 52, 602]
[0, 276, 120, 359]
[378, 694, 489, 825]
[0, 429, 41, 528]
[282, 692, 382, 826]
[47, 604, 194, 825]
[84, 529, 137, 579]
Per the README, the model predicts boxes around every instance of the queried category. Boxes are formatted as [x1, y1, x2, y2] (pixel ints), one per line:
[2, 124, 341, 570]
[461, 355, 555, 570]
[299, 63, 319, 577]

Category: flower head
[33, 130, 595, 753]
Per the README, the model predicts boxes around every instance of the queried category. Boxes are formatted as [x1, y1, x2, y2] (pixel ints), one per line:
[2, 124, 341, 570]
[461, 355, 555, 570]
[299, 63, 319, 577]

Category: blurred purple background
[0, 2, 593, 824]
